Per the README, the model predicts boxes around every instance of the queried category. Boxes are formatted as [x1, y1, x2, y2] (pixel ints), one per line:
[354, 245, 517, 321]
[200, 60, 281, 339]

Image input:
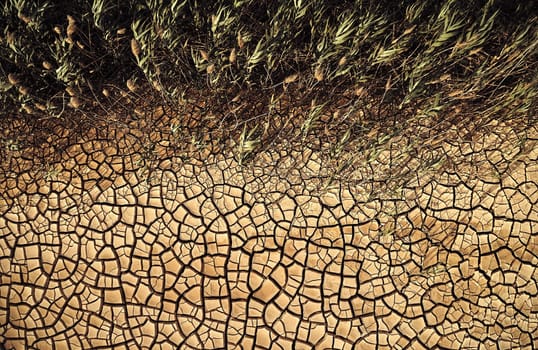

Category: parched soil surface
[0, 105, 537, 349]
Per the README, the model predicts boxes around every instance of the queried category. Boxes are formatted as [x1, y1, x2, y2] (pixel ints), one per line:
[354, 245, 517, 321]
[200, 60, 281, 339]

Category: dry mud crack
[0, 112, 537, 349]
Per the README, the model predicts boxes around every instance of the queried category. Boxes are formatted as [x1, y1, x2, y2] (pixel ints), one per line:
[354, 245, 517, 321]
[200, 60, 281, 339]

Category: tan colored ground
[0, 107, 537, 349]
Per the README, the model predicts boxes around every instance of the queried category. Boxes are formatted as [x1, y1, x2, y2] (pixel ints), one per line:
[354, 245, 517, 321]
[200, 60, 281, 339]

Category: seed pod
[229, 48, 237, 64]
[206, 64, 215, 74]
[338, 56, 347, 66]
[355, 86, 365, 97]
[7, 73, 20, 86]
[117, 28, 127, 35]
[18, 86, 29, 96]
[231, 94, 241, 103]
[131, 38, 141, 58]
[65, 86, 77, 96]
[35, 102, 47, 111]
[69, 96, 82, 108]
[200, 50, 209, 62]
[439, 74, 451, 82]
[237, 32, 244, 50]
[126, 79, 137, 92]
[403, 25, 416, 36]
[67, 15, 77, 37]
[102, 88, 110, 97]
[22, 104, 34, 114]
[384, 76, 392, 91]
[18, 13, 32, 24]
[53, 26, 62, 35]
[284, 74, 299, 84]
[314, 66, 324, 82]
[152, 80, 162, 92]
[42, 61, 53, 70]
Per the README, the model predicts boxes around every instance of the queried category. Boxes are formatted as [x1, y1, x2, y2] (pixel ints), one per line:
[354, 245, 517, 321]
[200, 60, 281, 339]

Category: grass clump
[0, 0, 536, 162]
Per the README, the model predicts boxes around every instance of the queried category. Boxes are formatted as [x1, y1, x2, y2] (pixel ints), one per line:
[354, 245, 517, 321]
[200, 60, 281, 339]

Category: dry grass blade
[333, 14, 356, 46]
[247, 39, 266, 71]
[237, 125, 260, 165]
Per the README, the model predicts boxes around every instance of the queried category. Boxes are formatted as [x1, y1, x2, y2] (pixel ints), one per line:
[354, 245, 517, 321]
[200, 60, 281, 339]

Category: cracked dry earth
[0, 109, 537, 349]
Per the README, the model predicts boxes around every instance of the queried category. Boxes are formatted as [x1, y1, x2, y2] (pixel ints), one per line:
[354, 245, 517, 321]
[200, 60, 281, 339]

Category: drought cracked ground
[0, 107, 537, 349]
